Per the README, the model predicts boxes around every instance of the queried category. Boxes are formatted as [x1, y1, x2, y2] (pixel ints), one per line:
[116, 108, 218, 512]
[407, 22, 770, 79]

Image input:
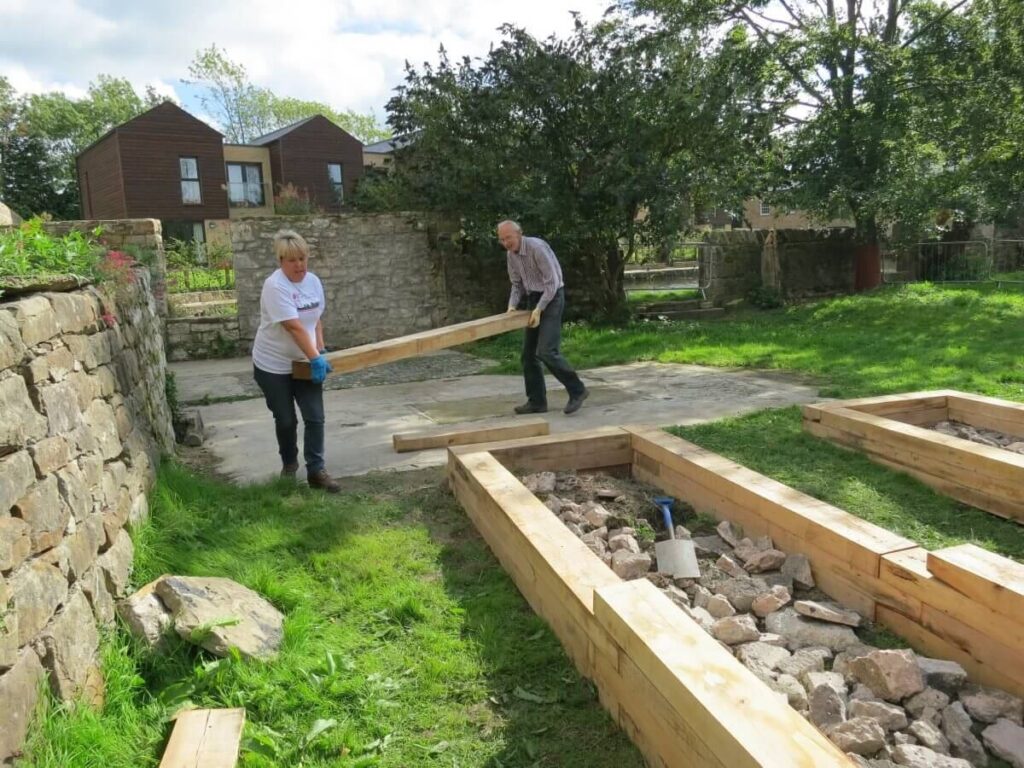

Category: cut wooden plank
[450, 426, 632, 473]
[817, 407, 1024, 485]
[595, 580, 855, 768]
[805, 392, 951, 417]
[292, 310, 530, 379]
[159, 708, 245, 768]
[926, 544, 1024, 619]
[627, 426, 917, 576]
[392, 416, 548, 453]
[447, 450, 621, 676]
[880, 548, 1024, 653]
[947, 392, 1024, 437]
[806, 415, 1024, 523]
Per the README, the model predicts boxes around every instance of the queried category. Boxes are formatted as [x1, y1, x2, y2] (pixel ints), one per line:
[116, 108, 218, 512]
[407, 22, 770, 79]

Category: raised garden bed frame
[802, 389, 1024, 524]
[446, 425, 1024, 768]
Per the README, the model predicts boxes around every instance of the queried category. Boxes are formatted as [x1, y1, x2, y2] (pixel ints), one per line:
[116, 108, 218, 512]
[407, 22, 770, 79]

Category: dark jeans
[253, 365, 325, 474]
[522, 288, 585, 406]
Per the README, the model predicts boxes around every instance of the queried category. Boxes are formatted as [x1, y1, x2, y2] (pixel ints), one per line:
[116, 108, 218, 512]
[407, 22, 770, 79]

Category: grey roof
[249, 116, 318, 146]
[363, 132, 418, 154]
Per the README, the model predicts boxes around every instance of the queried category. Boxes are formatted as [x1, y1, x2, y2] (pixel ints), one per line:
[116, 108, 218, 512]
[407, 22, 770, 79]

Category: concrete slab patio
[173, 353, 821, 484]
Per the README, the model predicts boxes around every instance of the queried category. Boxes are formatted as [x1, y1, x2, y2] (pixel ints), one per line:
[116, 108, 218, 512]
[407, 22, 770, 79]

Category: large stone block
[62, 333, 95, 369]
[33, 589, 104, 707]
[0, 311, 27, 370]
[36, 380, 83, 436]
[97, 528, 133, 598]
[56, 460, 93, 522]
[0, 575, 15, 670]
[0, 374, 47, 452]
[0, 517, 31, 573]
[80, 565, 115, 627]
[44, 345, 75, 382]
[63, 513, 105, 582]
[28, 434, 72, 477]
[0, 451, 36, 515]
[43, 292, 97, 334]
[12, 476, 70, 554]
[10, 559, 67, 645]
[0, 648, 45, 764]
[84, 399, 122, 461]
[5, 296, 59, 346]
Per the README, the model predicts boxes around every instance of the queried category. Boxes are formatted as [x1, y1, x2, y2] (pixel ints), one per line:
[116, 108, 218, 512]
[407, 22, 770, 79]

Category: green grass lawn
[469, 283, 1024, 401]
[21, 467, 641, 768]
[624, 288, 700, 304]
[468, 282, 1024, 562]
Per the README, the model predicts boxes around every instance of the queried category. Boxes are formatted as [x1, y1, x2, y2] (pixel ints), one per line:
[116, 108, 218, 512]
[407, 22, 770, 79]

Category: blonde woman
[251, 230, 340, 492]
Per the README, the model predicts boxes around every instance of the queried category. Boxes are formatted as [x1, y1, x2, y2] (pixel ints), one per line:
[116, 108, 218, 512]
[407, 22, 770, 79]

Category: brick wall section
[231, 213, 508, 350]
[701, 228, 857, 305]
[0, 271, 173, 763]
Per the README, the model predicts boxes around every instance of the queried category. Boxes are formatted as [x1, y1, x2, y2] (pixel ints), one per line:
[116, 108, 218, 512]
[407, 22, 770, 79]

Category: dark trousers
[522, 288, 585, 406]
[253, 365, 325, 474]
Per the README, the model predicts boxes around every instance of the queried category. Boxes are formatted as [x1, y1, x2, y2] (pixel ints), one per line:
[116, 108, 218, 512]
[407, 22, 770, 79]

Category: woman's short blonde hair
[273, 229, 310, 261]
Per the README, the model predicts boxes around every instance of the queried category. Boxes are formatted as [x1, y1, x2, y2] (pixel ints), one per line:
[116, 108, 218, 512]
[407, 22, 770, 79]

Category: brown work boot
[281, 463, 299, 480]
[307, 469, 341, 493]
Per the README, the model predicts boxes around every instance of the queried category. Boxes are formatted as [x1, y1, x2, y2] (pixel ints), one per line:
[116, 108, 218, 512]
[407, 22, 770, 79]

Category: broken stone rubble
[528, 469, 1021, 768]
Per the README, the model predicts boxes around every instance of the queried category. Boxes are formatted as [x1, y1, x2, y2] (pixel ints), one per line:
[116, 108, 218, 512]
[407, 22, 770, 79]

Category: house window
[759, 200, 771, 216]
[327, 163, 343, 204]
[180, 157, 201, 204]
[226, 162, 265, 207]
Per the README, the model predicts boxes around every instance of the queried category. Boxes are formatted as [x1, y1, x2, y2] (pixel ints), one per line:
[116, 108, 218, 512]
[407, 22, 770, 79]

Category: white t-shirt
[252, 269, 326, 374]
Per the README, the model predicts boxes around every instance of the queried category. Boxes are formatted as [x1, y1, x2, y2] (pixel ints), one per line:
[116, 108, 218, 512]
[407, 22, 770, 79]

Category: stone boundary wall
[40, 219, 168, 318]
[231, 213, 508, 351]
[701, 228, 857, 305]
[165, 316, 241, 362]
[0, 270, 174, 764]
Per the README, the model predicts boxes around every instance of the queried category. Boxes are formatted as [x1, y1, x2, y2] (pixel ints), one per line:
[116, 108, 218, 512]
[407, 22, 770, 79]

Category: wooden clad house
[76, 102, 364, 248]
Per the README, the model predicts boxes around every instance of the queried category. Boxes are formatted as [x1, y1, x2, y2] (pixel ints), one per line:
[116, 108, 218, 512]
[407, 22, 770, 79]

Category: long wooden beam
[293, 311, 530, 379]
[392, 416, 549, 453]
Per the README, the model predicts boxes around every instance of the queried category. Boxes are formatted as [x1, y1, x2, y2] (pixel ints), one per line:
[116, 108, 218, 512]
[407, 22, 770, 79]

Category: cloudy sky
[0, 0, 615, 126]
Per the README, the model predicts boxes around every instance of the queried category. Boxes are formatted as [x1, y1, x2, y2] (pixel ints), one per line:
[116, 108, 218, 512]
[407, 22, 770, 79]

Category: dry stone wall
[701, 228, 857, 305]
[0, 270, 173, 765]
[231, 213, 508, 350]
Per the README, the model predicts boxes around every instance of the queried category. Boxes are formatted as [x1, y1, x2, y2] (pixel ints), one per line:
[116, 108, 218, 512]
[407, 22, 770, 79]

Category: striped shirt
[507, 236, 564, 311]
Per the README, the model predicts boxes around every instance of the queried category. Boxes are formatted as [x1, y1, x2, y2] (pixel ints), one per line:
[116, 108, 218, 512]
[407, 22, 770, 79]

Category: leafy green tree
[373, 15, 775, 318]
[184, 45, 388, 143]
[1, 131, 66, 217]
[632, 0, 984, 262]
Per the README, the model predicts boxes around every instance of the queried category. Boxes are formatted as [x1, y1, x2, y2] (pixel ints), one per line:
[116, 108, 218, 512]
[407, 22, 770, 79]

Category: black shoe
[564, 388, 589, 415]
[308, 469, 341, 493]
[514, 401, 548, 414]
[281, 463, 299, 480]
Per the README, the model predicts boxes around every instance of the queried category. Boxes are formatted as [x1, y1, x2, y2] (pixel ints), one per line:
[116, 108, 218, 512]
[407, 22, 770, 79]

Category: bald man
[497, 220, 588, 415]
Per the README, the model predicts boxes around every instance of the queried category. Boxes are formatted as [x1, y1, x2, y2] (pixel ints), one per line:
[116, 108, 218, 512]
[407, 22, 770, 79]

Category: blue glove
[310, 355, 332, 384]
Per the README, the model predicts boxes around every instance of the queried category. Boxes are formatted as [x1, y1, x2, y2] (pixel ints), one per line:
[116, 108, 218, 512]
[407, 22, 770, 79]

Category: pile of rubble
[932, 420, 1024, 454]
[522, 470, 1024, 768]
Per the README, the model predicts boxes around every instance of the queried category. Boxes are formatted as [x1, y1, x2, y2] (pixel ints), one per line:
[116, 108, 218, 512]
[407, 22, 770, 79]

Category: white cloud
[0, 0, 612, 119]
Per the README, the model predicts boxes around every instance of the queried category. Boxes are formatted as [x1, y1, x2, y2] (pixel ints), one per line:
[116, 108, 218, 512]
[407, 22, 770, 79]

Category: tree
[374, 14, 775, 318]
[1, 131, 66, 217]
[632, 0, 986, 284]
[184, 45, 388, 143]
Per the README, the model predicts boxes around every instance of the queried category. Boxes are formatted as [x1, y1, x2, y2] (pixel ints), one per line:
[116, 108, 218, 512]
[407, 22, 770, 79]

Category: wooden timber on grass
[159, 708, 245, 768]
[292, 310, 530, 379]
[447, 442, 854, 767]
[392, 416, 548, 453]
[802, 390, 1024, 524]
